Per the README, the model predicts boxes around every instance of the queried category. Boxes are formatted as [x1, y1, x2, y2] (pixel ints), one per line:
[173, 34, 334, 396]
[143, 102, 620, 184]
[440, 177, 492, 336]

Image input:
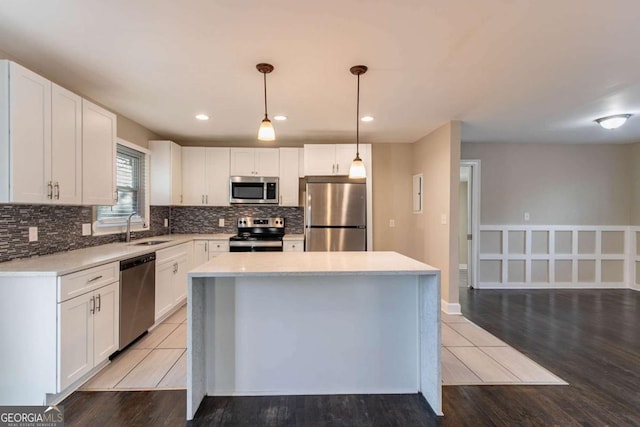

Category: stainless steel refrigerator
[305, 178, 366, 251]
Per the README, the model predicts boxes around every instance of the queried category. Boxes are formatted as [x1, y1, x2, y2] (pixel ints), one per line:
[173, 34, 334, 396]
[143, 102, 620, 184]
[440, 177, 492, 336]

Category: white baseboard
[441, 300, 462, 315]
[459, 264, 467, 270]
[476, 282, 627, 290]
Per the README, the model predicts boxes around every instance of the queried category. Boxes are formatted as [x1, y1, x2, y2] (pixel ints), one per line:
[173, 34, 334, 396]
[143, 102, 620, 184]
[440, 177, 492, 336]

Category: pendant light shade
[258, 118, 275, 141]
[257, 63, 275, 141]
[349, 65, 368, 179]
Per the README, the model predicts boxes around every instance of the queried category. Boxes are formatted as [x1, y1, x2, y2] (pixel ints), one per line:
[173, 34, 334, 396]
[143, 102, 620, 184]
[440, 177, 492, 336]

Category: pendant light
[256, 63, 275, 141]
[349, 65, 367, 179]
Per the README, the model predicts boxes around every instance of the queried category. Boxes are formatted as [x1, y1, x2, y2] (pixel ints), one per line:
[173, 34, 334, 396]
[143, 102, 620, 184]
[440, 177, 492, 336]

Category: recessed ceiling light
[195, 114, 210, 121]
[595, 114, 631, 129]
[360, 116, 374, 122]
[274, 115, 287, 121]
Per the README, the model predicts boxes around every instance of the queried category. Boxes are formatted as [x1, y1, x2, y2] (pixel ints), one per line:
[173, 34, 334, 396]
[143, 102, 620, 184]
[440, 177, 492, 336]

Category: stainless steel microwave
[229, 176, 279, 204]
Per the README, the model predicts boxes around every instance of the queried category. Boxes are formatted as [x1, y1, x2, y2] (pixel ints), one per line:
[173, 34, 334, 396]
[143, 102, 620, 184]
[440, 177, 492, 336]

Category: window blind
[96, 144, 146, 222]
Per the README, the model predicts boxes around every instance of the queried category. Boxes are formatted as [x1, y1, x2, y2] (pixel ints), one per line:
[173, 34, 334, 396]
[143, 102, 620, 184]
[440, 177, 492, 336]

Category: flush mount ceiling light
[595, 114, 632, 130]
[195, 114, 210, 121]
[274, 115, 287, 121]
[349, 65, 368, 179]
[257, 63, 275, 141]
[361, 116, 374, 122]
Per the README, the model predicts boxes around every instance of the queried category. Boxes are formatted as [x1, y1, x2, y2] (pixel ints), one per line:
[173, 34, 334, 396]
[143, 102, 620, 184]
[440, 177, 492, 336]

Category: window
[94, 139, 150, 234]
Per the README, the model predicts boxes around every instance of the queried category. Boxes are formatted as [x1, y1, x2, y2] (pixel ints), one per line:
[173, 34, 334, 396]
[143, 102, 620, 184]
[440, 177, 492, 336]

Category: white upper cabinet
[51, 83, 82, 204]
[0, 61, 51, 203]
[303, 144, 370, 176]
[182, 147, 230, 206]
[206, 147, 230, 206]
[181, 147, 206, 205]
[149, 140, 182, 205]
[230, 148, 279, 176]
[279, 147, 300, 206]
[82, 99, 116, 205]
[1, 61, 114, 205]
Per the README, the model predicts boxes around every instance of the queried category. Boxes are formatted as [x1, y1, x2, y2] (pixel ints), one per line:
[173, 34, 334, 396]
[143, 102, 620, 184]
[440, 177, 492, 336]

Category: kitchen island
[187, 251, 441, 420]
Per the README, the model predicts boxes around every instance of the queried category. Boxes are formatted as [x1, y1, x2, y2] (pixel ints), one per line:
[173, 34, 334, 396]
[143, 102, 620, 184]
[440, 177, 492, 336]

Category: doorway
[459, 160, 480, 289]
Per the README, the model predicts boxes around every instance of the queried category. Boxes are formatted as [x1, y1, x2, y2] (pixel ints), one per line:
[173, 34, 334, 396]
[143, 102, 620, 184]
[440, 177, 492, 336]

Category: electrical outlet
[82, 223, 92, 236]
[164, 218, 169, 227]
[219, 218, 225, 227]
[524, 212, 530, 221]
[441, 214, 447, 225]
[28, 226, 38, 242]
[389, 219, 396, 228]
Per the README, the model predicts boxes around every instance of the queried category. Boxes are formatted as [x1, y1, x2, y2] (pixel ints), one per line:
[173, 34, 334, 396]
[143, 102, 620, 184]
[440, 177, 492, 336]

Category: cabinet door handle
[205, 242, 208, 252]
[87, 275, 103, 283]
[180, 194, 183, 204]
[96, 293, 101, 312]
[173, 262, 178, 273]
[201, 195, 205, 204]
[47, 181, 53, 199]
[206, 195, 209, 204]
[279, 195, 282, 205]
[114, 190, 119, 203]
[90, 296, 95, 314]
[336, 164, 339, 173]
[54, 182, 60, 199]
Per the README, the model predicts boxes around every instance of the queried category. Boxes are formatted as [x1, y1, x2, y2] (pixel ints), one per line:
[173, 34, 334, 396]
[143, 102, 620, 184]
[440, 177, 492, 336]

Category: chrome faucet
[125, 212, 137, 243]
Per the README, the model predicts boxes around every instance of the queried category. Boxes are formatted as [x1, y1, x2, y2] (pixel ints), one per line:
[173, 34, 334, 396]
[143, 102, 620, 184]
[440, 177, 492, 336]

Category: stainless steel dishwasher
[119, 252, 156, 350]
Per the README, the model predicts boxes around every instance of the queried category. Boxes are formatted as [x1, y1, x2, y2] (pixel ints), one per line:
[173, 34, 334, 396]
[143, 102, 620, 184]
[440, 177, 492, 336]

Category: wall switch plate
[389, 219, 396, 228]
[164, 218, 169, 227]
[219, 218, 225, 227]
[524, 212, 530, 221]
[82, 223, 92, 236]
[28, 227, 38, 242]
[441, 214, 447, 225]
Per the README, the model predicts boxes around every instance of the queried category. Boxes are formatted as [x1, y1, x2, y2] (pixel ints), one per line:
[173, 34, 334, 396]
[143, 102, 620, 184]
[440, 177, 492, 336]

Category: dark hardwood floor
[61, 288, 640, 426]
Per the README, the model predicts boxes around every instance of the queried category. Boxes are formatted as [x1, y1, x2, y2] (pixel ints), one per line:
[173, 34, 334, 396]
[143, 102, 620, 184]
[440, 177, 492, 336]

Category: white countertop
[189, 251, 438, 277]
[0, 234, 235, 277]
[283, 234, 304, 241]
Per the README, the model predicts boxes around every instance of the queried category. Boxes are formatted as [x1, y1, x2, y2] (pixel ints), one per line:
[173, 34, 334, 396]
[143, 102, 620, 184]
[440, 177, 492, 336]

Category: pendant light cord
[356, 73, 360, 157]
[263, 72, 269, 119]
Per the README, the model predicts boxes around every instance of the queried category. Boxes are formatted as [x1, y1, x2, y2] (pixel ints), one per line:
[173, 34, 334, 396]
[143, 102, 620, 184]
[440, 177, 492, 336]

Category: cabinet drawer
[284, 241, 304, 252]
[209, 240, 229, 252]
[156, 242, 190, 263]
[58, 262, 119, 303]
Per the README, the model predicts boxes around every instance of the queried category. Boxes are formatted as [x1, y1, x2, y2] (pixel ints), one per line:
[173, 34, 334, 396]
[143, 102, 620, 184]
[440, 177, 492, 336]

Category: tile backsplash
[0, 205, 170, 263]
[169, 205, 304, 235]
[0, 204, 303, 263]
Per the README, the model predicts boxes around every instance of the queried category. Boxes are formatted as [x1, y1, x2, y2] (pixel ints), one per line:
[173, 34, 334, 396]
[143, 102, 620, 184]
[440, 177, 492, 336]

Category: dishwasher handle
[120, 253, 156, 271]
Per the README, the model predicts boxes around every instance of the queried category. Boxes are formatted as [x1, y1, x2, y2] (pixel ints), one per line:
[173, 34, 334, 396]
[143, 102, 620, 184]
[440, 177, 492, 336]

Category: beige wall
[117, 114, 161, 149]
[371, 143, 413, 254]
[410, 121, 461, 306]
[462, 143, 632, 225]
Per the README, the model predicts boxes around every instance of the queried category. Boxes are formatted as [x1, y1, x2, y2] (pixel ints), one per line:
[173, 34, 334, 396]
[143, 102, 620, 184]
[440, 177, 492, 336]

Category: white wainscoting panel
[478, 225, 639, 289]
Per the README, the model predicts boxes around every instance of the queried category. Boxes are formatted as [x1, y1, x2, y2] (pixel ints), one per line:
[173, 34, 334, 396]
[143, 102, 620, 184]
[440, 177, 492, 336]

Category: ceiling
[2, 0, 640, 145]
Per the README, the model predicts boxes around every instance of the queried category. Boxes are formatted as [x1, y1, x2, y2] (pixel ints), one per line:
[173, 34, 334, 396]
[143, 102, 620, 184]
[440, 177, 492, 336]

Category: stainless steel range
[229, 217, 285, 252]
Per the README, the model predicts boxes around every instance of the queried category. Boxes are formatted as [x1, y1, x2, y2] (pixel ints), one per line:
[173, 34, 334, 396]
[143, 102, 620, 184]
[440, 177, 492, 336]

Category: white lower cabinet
[155, 243, 190, 321]
[58, 281, 118, 391]
[284, 239, 304, 252]
[208, 239, 230, 259]
[193, 240, 209, 267]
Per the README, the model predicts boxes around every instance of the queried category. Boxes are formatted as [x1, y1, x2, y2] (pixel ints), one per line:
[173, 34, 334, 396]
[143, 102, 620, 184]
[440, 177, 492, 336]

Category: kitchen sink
[131, 240, 171, 246]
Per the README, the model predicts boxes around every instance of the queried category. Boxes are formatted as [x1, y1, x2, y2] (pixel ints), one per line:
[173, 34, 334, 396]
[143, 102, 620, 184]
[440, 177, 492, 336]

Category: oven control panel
[237, 217, 284, 228]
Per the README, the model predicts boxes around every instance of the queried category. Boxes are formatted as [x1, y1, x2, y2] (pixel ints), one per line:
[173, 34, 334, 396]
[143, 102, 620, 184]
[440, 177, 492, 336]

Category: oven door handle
[229, 241, 283, 247]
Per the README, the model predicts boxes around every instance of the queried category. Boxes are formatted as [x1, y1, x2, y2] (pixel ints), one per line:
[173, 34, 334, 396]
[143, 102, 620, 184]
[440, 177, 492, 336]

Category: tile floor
[441, 312, 566, 385]
[81, 304, 566, 391]
[81, 305, 187, 391]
